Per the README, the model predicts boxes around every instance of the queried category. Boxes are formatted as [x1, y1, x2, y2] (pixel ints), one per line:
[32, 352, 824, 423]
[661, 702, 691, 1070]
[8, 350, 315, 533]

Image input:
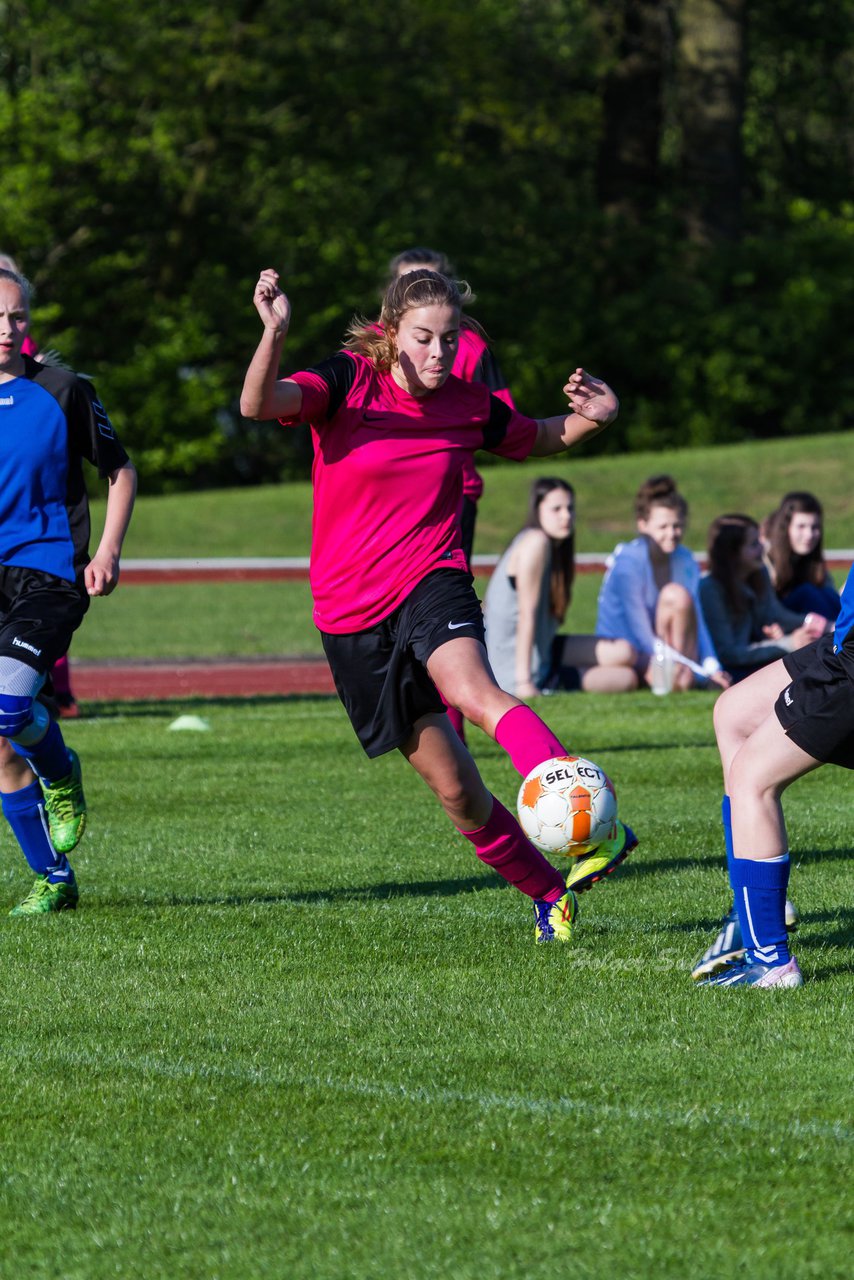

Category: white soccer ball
[517, 755, 618, 857]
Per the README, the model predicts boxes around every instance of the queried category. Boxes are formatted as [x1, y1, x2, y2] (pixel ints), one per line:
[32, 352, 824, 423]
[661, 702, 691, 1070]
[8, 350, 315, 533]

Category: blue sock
[729, 855, 790, 966]
[1, 781, 72, 881]
[721, 796, 734, 864]
[11, 719, 72, 784]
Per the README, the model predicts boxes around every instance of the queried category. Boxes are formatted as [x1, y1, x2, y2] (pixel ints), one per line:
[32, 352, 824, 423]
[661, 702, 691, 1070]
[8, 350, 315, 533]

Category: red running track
[71, 657, 336, 702]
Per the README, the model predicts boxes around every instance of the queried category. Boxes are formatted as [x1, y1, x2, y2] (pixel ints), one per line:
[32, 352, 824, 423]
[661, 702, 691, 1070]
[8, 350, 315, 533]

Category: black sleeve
[472, 346, 510, 397]
[306, 352, 358, 422]
[482, 394, 514, 450]
[67, 378, 130, 477]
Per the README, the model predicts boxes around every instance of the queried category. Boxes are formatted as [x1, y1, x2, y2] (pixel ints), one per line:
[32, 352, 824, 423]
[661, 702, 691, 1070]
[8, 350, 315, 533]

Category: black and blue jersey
[0, 355, 129, 583]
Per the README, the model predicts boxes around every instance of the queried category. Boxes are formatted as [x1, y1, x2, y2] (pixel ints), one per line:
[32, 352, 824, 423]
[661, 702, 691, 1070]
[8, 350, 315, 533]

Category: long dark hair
[525, 477, 575, 623]
[707, 514, 763, 617]
[765, 491, 828, 596]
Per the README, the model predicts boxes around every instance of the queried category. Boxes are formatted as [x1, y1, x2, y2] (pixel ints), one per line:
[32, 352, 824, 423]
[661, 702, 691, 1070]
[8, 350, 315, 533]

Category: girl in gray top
[484, 477, 638, 698]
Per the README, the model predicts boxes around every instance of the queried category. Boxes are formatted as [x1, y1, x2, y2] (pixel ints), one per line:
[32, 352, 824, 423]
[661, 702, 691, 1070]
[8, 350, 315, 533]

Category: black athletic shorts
[776, 633, 854, 769]
[321, 568, 486, 757]
[0, 565, 89, 675]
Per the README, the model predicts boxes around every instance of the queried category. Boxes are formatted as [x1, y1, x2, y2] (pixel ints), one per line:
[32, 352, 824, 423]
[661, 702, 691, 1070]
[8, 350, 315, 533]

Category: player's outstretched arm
[85, 460, 138, 597]
[240, 269, 304, 422]
[529, 368, 619, 456]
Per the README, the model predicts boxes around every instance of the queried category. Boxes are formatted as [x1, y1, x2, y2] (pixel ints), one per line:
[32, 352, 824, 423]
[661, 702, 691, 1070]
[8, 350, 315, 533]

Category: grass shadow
[98, 874, 499, 911]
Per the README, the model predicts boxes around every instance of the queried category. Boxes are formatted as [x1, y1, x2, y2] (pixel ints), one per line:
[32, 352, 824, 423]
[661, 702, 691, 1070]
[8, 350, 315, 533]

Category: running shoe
[9, 873, 79, 917]
[691, 898, 801, 981]
[698, 955, 803, 989]
[565, 821, 638, 895]
[41, 748, 86, 853]
[533, 890, 579, 943]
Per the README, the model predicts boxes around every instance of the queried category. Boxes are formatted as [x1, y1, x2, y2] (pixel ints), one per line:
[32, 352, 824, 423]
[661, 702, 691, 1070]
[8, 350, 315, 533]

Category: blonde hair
[0, 265, 31, 307]
[345, 269, 476, 371]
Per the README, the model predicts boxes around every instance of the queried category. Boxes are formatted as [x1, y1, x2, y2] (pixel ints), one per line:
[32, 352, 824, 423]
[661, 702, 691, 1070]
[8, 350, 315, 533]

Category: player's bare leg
[400, 712, 572, 930]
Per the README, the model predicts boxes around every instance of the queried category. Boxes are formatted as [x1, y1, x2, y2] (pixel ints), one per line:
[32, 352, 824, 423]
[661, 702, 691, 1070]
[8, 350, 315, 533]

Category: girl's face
[738, 526, 765, 575]
[638, 504, 684, 556]
[538, 487, 574, 541]
[389, 303, 459, 396]
[788, 511, 822, 556]
[0, 281, 28, 376]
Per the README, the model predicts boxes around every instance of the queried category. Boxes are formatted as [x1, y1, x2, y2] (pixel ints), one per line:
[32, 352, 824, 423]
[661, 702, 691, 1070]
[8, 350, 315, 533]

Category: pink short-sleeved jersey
[454, 327, 514, 502]
[279, 351, 538, 633]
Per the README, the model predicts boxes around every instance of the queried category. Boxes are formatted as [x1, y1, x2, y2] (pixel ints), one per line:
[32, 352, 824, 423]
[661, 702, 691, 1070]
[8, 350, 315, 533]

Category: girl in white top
[485, 477, 638, 698]
[596, 474, 729, 692]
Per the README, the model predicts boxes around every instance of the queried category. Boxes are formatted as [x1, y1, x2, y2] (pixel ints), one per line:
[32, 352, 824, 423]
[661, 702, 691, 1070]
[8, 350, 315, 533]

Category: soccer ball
[517, 755, 617, 857]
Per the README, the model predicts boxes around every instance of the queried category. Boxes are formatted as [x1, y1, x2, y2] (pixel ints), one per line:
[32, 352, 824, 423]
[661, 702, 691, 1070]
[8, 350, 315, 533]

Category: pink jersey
[454, 326, 513, 502]
[279, 351, 537, 633]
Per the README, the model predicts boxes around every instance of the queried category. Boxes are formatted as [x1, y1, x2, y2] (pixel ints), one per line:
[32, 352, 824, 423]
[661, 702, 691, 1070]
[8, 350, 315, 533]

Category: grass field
[5, 434, 851, 1275]
[1, 692, 851, 1278]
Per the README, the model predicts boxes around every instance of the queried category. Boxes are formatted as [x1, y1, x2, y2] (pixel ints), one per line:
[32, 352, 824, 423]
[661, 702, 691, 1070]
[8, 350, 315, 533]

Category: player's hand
[85, 553, 120, 597]
[563, 369, 619, 424]
[253, 269, 291, 334]
[788, 624, 818, 650]
[709, 670, 732, 690]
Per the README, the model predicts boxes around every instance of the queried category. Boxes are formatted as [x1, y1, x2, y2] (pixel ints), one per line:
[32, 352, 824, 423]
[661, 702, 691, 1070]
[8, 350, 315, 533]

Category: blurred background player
[763, 490, 841, 621]
[695, 562, 854, 988]
[699, 513, 827, 683]
[484, 476, 638, 698]
[242, 265, 636, 943]
[596, 474, 728, 692]
[0, 265, 136, 915]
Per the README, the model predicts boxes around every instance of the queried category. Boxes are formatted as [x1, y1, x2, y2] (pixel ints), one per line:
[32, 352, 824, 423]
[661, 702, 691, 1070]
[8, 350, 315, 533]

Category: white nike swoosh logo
[447, 621, 472, 630]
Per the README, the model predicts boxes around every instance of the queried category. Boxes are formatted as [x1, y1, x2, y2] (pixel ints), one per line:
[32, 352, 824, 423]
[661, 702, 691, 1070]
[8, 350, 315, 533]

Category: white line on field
[3, 1043, 850, 1146]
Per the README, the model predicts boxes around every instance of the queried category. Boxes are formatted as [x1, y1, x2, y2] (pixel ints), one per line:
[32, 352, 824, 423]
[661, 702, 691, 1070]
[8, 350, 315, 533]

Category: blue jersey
[0, 356, 129, 583]
[833, 564, 854, 652]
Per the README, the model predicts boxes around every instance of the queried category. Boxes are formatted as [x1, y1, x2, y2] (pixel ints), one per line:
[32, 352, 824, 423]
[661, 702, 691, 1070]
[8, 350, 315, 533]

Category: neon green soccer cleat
[9, 874, 79, 917]
[41, 749, 87, 853]
[533, 890, 579, 943]
[565, 821, 638, 895]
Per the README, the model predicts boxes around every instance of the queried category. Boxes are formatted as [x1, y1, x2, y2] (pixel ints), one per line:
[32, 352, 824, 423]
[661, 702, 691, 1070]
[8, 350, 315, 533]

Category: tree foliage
[0, 0, 851, 489]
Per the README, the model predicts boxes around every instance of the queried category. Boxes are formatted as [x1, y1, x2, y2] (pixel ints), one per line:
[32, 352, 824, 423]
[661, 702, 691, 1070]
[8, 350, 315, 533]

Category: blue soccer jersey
[833, 564, 854, 652]
[0, 356, 129, 583]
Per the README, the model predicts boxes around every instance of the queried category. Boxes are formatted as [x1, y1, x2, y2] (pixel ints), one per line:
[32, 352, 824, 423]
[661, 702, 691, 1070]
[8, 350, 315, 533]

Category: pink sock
[494, 705, 567, 778]
[458, 796, 566, 902]
[52, 655, 72, 699]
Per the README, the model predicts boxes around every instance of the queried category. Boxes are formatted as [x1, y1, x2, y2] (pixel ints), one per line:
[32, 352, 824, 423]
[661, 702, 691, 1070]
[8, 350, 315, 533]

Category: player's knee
[659, 582, 692, 613]
[0, 694, 48, 744]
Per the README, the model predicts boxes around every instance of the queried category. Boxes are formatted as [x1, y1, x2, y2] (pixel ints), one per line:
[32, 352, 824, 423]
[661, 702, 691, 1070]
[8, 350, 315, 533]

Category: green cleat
[41, 749, 87, 853]
[533, 890, 579, 943]
[565, 821, 638, 895]
[9, 874, 79, 917]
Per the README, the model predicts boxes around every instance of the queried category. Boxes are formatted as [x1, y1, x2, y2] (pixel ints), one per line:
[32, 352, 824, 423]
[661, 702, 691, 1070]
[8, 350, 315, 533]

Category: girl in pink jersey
[387, 246, 515, 741]
[241, 267, 637, 943]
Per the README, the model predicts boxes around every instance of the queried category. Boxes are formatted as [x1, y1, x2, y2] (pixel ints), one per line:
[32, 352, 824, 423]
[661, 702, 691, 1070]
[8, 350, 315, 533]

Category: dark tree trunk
[597, 1, 671, 220]
[676, 0, 747, 243]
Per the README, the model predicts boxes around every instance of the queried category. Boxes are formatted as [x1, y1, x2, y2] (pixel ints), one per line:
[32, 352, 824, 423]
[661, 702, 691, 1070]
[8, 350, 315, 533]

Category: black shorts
[775, 634, 854, 769]
[321, 569, 486, 757]
[0, 565, 89, 675]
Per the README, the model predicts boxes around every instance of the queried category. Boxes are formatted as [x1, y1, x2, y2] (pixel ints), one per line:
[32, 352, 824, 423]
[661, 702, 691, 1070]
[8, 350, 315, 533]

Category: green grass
[1, 693, 851, 1277]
